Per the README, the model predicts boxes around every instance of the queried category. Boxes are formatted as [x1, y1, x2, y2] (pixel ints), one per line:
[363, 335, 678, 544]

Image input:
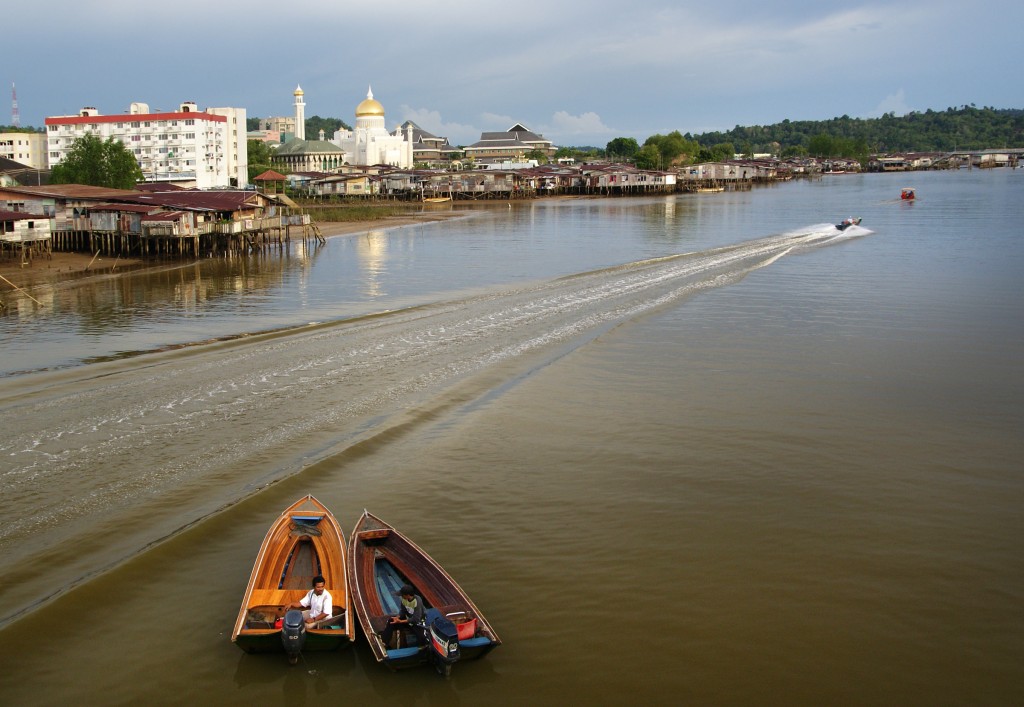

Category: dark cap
[393, 584, 416, 597]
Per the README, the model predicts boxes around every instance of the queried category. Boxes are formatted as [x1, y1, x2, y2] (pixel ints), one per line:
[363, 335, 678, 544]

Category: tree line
[560, 105, 1023, 168]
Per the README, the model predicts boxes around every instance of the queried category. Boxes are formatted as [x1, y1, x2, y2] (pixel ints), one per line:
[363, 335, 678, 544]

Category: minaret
[294, 85, 306, 140]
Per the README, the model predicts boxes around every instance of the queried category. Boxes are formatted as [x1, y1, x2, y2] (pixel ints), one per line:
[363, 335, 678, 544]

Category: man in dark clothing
[381, 584, 425, 648]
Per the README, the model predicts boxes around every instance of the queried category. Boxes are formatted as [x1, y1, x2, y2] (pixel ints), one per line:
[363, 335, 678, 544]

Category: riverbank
[0, 212, 461, 292]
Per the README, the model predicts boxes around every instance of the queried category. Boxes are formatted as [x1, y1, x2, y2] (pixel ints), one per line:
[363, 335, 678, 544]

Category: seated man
[381, 584, 425, 648]
[286, 575, 333, 629]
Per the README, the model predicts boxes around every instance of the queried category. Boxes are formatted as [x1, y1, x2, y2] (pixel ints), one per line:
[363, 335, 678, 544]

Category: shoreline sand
[0, 212, 461, 292]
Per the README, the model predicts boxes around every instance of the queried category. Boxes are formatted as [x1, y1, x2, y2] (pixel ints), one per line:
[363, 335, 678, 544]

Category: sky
[5, 1, 1022, 148]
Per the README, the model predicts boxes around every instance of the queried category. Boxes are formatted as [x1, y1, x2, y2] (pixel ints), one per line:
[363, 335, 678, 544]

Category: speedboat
[835, 217, 862, 231]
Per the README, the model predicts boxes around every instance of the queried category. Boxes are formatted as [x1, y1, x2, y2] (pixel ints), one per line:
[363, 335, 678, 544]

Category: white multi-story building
[0, 131, 47, 169]
[45, 101, 248, 189]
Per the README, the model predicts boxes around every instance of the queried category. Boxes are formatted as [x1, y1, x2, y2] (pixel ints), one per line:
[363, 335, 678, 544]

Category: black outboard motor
[424, 608, 460, 677]
[281, 609, 306, 664]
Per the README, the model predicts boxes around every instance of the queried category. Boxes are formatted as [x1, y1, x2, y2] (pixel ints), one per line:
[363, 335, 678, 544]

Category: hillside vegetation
[573, 106, 1024, 167]
[689, 105, 1024, 156]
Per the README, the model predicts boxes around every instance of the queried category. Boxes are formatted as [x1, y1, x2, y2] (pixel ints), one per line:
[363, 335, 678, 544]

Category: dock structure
[1, 208, 53, 263]
[0, 184, 325, 262]
[48, 211, 322, 259]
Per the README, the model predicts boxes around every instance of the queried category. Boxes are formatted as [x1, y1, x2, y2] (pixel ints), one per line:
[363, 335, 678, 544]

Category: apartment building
[45, 101, 248, 189]
[0, 131, 47, 169]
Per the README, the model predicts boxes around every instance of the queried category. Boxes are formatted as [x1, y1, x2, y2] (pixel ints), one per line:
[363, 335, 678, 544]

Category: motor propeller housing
[281, 609, 307, 662]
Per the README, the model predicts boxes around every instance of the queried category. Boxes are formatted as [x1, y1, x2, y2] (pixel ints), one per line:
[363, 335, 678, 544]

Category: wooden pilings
[50, 224, 320, 261]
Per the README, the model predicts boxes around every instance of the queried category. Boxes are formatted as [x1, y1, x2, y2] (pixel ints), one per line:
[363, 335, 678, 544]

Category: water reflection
[1, 245, 327, 373]
[356, 230, 389, 298]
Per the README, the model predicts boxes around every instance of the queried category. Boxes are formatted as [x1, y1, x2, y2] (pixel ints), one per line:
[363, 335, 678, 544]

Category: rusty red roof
[141, 211, 191, 222]
[87, 203, 160, 213]
[5, 184, 142, 200]
[0, 209, 36, 221]
[254, 169, 287, 181]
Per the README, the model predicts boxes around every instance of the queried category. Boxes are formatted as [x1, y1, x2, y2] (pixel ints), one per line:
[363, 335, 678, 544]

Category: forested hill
[689, 106, 1024, 156]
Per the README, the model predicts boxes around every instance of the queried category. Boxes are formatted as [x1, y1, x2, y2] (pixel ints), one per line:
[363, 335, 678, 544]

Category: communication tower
[11, 82, 20, 127]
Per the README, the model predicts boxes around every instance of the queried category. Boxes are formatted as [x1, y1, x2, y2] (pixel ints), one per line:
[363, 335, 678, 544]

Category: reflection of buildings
[355, 230, 389, 298]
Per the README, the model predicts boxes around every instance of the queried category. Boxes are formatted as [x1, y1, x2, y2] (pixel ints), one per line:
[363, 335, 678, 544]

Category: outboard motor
[424, 608, 460, 677]
[281, 609, 306, 664]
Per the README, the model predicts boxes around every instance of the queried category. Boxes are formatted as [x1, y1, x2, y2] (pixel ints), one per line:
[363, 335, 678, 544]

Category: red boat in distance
[901, 187, 916, 200]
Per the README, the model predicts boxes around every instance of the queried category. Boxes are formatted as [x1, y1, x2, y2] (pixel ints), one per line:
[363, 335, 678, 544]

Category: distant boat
[901, 187, 916, 200]
[348, 510, 501, 676]
[231, 495, 353, 663]
[835, 217, 862, 231]
[423, 196, 452, 204]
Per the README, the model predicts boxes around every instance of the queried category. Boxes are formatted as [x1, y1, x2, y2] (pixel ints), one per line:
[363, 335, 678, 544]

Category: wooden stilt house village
[1, 149, 890, 267]
[0, 183, 323, 263]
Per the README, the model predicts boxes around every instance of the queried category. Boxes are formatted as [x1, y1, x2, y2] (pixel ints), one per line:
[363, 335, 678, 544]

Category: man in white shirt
[287, 575, 333, 629]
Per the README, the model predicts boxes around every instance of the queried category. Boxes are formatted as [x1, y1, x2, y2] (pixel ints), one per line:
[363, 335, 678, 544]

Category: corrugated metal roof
[0, 209, 36, 221]
[7, 184, 141, 200]
[87, 203, 159, 213]
[141, 210, 191, 222]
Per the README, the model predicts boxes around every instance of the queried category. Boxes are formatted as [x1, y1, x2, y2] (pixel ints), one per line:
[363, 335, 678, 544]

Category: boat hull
[231, 496, 354, 654]
[234, 629, 351, 654]
[347, 510, 501, 671]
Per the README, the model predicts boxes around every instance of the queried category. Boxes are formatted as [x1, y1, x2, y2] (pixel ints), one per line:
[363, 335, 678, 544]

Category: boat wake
[0, 225, 865, 625]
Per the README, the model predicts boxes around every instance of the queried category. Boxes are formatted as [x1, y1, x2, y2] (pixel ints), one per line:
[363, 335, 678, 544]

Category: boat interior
[355, 528, 487, 647]
[240, 514, 346, 632]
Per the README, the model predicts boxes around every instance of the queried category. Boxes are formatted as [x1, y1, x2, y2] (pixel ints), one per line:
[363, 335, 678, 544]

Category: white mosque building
[331, 87, 413, 168]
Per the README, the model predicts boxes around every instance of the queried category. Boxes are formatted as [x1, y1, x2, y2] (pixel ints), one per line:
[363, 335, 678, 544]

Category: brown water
[1, 171, 1022, 704]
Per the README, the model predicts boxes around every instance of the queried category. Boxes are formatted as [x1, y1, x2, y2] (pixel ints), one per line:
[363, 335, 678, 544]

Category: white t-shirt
[300, 588, 333, 619]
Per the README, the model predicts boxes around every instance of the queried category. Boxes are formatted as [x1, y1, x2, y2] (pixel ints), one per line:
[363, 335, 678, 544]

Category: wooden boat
[231, 495, 353, 659]
[423, 196, 452, 203]
[348, 510, 501, 675]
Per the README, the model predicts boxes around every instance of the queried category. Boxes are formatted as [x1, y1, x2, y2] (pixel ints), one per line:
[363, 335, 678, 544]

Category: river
[0, 169, 1021, 705]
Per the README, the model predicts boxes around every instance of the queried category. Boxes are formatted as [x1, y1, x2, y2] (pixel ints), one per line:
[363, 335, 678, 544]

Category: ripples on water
[0, 170, 1021, 704]
[0, 225, 866, 620]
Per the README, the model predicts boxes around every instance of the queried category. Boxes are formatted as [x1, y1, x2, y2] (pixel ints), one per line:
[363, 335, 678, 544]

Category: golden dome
[294, 84, 304, 96]
[355, 86, 385, 117]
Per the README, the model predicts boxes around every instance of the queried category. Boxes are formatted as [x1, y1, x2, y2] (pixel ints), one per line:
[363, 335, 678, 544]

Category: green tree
[525, 148, 549, 164]
[606, 137, 640, 160]
[247, 138, 275, 181]
[634, 144, 661, 169]
[641, 131, 701, 166]
[50, 134, 144, 189]
[306, 115, 351, 139]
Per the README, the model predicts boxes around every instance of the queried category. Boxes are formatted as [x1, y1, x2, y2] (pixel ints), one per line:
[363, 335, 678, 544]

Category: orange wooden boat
[231, 495, 353, 660]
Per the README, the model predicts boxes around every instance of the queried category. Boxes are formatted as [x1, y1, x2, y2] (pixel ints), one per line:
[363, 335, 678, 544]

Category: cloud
[397, 106, 480, 146]
[539, 111, 616, 144]
[480, 112, 516, 130]
[870, 89, 912, 117]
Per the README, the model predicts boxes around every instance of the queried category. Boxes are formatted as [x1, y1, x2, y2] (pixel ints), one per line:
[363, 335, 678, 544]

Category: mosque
[271, 85, 413, 171]
[331, 87, 414, 169]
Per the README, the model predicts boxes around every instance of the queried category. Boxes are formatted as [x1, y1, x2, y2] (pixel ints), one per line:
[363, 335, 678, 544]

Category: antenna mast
[11, 82, 20, 127]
